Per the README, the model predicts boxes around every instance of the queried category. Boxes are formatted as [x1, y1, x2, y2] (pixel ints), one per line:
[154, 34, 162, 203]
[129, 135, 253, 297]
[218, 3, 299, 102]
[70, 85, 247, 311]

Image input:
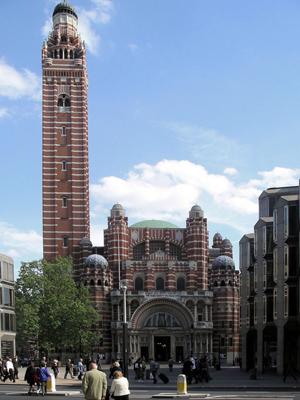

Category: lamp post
[190, 324, 194, 357]
[120, 279, 129, 378]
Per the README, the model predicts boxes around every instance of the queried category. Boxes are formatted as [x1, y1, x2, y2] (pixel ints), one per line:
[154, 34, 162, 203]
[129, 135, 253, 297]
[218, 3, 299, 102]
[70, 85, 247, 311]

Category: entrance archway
[155, 336, 170, 362]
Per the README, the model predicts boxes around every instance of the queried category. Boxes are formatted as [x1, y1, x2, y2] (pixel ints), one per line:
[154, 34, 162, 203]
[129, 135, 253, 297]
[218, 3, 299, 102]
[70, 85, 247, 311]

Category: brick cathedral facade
[42, 2, 240, 363]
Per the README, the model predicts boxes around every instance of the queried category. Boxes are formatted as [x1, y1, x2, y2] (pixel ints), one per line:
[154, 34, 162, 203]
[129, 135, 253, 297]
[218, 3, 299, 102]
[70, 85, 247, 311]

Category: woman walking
[111, 371, 130, 400]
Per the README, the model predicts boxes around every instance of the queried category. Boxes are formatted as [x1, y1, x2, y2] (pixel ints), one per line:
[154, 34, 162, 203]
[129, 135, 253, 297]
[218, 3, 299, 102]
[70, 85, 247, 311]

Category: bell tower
[42, 1, 90, 264]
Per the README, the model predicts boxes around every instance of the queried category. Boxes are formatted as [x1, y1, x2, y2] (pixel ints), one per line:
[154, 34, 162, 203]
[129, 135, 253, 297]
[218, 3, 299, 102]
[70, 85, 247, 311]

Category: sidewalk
[5, 363, 300, 390]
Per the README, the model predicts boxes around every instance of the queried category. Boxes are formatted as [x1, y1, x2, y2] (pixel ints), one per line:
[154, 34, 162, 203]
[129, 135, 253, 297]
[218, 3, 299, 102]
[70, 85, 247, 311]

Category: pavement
[2, 362, 300, 395]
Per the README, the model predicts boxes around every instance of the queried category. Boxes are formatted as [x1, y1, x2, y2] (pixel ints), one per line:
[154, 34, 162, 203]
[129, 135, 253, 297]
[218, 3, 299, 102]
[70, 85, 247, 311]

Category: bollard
[47, 373, 57, 392]
[177, 374, 187, 394]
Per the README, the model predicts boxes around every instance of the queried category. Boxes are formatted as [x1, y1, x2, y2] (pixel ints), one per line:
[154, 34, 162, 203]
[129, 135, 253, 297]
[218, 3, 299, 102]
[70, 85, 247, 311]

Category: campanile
[42, 1, 90, 262]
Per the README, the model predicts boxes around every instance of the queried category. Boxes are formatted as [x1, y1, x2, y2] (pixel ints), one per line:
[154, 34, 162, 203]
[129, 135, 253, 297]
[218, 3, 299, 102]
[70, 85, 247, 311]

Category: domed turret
[80, 237, 92, 246]
[212, 232, 223, 248]
[85, 254, 108, 270]
[189, 204, 204, 219]
[212, 255, 235, 270]
[110, 203, 126, 218]
[53, 2, 78, 19]
[222, 238, 232, 247]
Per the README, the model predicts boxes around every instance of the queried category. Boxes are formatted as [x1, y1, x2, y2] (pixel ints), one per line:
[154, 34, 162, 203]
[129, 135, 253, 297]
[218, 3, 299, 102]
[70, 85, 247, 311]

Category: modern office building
[42, 2, 240, 363]
[0, 254, 16, 357]
[240, 184, 300, 375]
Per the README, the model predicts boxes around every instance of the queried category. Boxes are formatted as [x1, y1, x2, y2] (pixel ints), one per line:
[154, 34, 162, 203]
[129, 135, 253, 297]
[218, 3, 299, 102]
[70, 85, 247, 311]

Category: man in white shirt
[4, 358, 15, 382]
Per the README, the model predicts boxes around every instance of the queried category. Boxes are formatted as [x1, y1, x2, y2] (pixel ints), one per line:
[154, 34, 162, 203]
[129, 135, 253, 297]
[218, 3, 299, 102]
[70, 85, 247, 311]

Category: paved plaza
[6, 362, 300, 390]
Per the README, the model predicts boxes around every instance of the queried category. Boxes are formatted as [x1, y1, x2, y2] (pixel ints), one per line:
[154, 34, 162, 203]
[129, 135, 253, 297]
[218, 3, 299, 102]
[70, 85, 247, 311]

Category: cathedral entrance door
[154, 336, 170, 362]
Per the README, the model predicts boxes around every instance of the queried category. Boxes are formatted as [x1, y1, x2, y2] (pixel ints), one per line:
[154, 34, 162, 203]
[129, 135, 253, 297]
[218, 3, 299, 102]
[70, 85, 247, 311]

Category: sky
[1, 0, 300, 275]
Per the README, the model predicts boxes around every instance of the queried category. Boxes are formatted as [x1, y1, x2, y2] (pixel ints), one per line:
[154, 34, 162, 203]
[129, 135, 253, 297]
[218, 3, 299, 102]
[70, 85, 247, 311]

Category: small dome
[222, 238, 232, 247]
[189, 204, 204, 219]
[85, 254, 108, 270]
[53, 2, 77, 19]
[112, 203, 124, 210]
[191, 205, 203, 212]
[212, 255, 235, 270]
[213, 232, 222, 240]
[110, 203, 126, 218]
[80, 237, 92, 245]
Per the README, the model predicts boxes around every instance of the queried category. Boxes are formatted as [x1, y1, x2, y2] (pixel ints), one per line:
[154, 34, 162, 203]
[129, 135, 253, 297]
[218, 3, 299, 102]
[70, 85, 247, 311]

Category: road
[1, 384, 300, 400]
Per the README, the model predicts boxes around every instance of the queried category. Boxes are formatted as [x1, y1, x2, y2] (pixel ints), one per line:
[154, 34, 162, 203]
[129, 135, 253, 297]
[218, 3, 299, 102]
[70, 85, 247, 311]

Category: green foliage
[15, 257, 100, 356]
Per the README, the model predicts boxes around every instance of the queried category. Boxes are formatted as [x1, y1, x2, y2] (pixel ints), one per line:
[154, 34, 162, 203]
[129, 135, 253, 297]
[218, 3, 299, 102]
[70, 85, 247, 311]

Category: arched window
[90, 279, 94, 286]
[62, 160, 67, 170]
[64, 49, 68, 59]
[61, 36, 67, 43]
[97, 279, 102, 286]
[105, 280, 108, 286]
[70, 50, 73, 59]
[221, 280, 226, 286]
[63, 236, 68, 247]
[176, 277, 185, 291]
[62, 126, 66, 135]
[62, 197, 67, 207]
[214, 281, 218, 287]
[57, 95, 71, 112]
[135, 277, 143, 291]
[228, 280, 232, 286]
[156, 277, 164, 290]
[54, 49, 57, 59]
[59, 49, 63, 59]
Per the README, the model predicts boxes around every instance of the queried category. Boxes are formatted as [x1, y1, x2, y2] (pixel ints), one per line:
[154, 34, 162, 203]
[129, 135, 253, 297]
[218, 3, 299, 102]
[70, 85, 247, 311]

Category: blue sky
[1, 0, 300, 274]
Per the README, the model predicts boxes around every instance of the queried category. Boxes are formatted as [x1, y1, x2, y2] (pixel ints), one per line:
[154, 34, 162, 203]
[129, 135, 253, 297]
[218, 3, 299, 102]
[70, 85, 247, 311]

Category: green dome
[53, 2, 77, 19]
[129, 220, 180, 229]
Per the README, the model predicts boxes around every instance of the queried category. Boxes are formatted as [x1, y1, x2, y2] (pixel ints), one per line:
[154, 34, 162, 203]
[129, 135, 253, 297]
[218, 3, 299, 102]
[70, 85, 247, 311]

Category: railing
[57, 107, 71, 113]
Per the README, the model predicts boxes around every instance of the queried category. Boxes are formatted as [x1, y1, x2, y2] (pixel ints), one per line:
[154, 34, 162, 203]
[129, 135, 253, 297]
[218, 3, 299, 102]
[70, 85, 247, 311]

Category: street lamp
[120, 279, 129, 378]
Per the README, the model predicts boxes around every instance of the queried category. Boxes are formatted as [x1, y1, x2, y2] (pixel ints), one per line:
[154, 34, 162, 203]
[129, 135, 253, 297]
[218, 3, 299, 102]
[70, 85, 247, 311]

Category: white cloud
[0, 221, 43, 257]
[0, 58, 41, 101]
[224, 167, 238, 176]
[77, 0, 114, 55]
[0, 108, 9, 118]
[90, 161, 300, 236]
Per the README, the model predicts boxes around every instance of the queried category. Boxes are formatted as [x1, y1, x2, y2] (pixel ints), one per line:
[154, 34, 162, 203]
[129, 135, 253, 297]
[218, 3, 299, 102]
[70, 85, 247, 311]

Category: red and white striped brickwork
[42, 5, 90, 267]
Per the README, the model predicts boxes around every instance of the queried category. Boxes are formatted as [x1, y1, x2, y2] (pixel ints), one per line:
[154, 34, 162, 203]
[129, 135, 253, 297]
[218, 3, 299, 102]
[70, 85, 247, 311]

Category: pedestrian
[13, 356, 21, 379]
[25, 362, 36, 395]
[183, 357, 193, 384]
[133, 358, 143, 382]
[3, 358, 15, 382]
[82, 362, 107, 400]
[64, 359, 74, 379]
[168, 358, 174, 372]
[78, 358, 84, 380]
[51, 359, 59, 379]
[190, 356, 198, 383]
[0, 358, 4, 381]
[40, 357, 47, 368]
[111, 370, 130, 400]
[39, 365, 51, 396]
[111, 361, 122, 376]
[283, 357, 299, 382]
[149, 358, 160, 384]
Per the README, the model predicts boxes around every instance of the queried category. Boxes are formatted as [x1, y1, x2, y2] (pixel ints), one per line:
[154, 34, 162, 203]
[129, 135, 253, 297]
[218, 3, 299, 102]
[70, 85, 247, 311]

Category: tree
[15, 256, 100, 357]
